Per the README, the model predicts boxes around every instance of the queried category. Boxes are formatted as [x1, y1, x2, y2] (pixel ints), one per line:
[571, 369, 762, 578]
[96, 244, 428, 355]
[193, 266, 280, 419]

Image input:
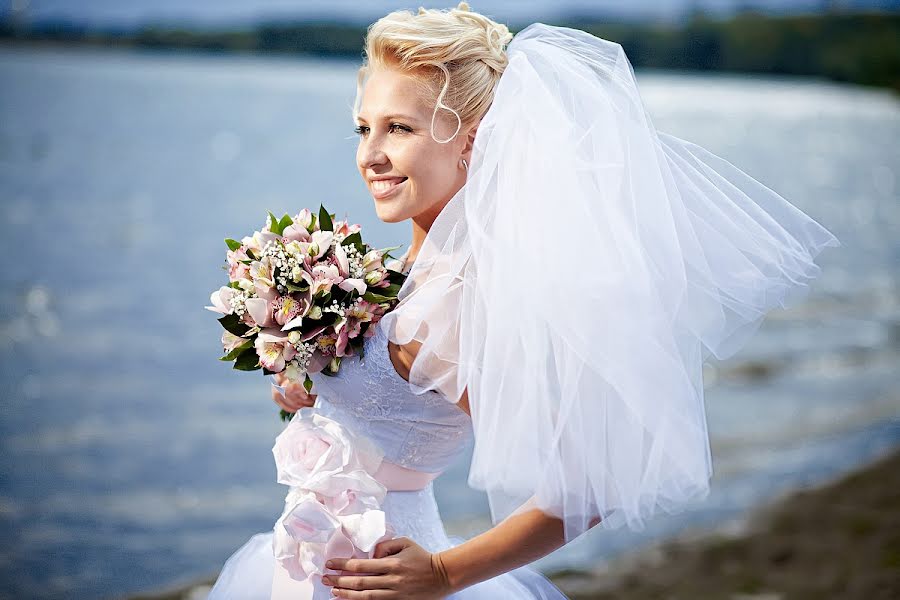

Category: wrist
[430, 551, 459, 594]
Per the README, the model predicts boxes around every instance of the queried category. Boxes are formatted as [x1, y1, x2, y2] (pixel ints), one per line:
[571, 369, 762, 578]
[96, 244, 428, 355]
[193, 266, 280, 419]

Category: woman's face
[355, 68, 471, 223]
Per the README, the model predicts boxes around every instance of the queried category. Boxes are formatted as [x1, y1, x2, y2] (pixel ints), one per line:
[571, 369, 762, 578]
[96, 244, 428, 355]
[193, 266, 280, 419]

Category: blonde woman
[210, 3, 840, 598]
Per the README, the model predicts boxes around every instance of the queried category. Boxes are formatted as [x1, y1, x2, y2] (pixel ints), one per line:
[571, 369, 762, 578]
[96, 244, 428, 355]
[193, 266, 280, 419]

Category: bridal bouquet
[206, 205, 407, 420]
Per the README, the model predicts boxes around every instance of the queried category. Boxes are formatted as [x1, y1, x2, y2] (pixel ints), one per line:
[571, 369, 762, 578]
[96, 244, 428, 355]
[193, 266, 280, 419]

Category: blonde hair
[354, 2, 513, 143]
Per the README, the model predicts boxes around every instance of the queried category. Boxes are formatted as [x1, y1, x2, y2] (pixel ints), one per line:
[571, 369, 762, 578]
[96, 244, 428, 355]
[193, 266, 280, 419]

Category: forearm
[432, 499, 567, 593]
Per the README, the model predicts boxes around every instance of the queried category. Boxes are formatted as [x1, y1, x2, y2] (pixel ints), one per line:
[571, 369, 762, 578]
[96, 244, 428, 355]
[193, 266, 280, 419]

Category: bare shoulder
[386, 338, 471, 417]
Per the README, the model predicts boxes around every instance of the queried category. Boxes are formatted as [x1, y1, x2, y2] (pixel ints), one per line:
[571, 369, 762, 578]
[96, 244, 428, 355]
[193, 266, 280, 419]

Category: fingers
[372, 537, 410, 558]
[326, 557, 396, 574]
[270, 384, 294, 412]
[330, 587, 393, 599]
[271, 381, 317, 412]
[323, 573, 396, 592]
[283, 380, 317, 409]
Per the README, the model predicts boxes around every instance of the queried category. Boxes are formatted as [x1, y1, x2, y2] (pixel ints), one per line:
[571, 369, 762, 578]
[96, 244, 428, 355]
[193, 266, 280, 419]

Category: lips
[370, 177, 408, 199]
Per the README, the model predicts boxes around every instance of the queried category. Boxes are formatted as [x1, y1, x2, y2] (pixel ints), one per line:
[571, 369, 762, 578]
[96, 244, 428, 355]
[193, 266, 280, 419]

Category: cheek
[407, 148, 454, 190]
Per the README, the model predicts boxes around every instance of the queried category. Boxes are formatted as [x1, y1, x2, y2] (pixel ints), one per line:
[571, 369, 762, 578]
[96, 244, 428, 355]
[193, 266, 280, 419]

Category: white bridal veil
[378, 23, 841, 543]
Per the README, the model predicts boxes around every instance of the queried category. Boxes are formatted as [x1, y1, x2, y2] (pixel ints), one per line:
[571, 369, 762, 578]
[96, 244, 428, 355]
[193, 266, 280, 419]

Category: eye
[353, 123, 411, 137]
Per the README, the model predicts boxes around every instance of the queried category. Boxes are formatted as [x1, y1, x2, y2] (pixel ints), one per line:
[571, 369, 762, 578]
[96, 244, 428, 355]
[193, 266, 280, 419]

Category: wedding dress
[207, 288, 569, 599]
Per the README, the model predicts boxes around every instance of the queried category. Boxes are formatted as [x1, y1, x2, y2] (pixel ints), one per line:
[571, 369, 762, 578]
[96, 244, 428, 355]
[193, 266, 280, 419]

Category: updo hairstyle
[353, 2, 513, 143]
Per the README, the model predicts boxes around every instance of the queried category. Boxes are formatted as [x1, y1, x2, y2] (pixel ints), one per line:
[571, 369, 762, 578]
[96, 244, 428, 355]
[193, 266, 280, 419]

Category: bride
[209, 3, 840, 598]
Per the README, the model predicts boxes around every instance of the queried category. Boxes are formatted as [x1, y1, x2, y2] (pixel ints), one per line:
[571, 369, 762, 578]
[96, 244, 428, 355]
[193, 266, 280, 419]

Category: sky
[4, 0, 897, 28]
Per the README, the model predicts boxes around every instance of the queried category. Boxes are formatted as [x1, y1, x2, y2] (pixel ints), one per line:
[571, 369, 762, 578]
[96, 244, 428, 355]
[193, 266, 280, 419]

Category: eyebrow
[356, 113, 419, 123]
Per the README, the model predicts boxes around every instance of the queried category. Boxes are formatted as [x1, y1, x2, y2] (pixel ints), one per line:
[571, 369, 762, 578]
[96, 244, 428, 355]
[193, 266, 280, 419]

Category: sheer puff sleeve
[379, 23, 841, 544]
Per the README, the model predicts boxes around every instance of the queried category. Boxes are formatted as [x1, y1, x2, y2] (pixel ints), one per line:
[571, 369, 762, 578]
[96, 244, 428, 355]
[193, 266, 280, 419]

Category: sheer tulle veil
[378, 23, 841, 543]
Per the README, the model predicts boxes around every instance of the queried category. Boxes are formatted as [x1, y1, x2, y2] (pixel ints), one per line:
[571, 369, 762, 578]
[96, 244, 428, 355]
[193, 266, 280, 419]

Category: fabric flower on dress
[271, 409, 395, 587]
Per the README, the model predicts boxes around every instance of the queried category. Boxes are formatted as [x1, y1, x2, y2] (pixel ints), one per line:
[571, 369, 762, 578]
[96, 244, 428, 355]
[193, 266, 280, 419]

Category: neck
[407, 200, 447, 265]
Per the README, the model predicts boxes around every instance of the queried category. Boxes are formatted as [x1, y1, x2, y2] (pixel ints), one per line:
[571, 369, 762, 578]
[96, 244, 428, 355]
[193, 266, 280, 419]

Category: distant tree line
[1, 11, 897, 92]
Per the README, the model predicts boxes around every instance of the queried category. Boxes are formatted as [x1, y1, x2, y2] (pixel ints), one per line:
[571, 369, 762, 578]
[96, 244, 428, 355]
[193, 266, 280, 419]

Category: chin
[372, 200, 409, 224]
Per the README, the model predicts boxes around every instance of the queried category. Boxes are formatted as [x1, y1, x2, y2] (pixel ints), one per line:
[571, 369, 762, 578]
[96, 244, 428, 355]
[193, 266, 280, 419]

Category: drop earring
[460, 158, 469, 171]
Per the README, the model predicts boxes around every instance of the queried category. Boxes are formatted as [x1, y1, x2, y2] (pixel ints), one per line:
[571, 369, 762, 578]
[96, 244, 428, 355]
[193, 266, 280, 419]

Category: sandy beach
[552, 445, 900, 600]
[127, 444, 900, 600]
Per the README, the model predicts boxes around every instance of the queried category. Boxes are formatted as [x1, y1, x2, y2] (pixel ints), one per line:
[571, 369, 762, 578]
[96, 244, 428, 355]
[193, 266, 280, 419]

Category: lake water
[0, 45, 898, 599]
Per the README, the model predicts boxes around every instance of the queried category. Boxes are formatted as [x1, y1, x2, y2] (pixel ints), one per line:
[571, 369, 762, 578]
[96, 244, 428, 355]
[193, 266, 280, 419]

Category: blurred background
[0, 1, 897, 599]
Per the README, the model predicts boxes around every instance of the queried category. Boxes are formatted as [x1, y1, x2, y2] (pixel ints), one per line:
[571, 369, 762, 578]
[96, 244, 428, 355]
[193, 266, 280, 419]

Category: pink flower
[310, 263, 343, 297]
[332, 301, 383, 357]
[273, 294, 306, 327]
[308, 230, 334, 261]
[221, 330, 247, 353]
[254, 328, 297, 371]
[240, 230, 279, 256]
[333, 220, 361, 240]
[205, 286, 235, 315]
[245, 297, 275, 327]
[294, 208, 315, 231]
[272, 409, 384, 489]
[271, 409, 396, 585]
[333, 242, 350, 277]
[250, 255, 276, 290]
[282, 224, 312, 243]
[226, 246, 251, 281]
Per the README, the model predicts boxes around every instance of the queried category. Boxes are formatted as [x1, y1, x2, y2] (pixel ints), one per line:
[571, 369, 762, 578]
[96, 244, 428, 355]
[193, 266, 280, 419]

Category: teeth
[373, 178, 405, 192]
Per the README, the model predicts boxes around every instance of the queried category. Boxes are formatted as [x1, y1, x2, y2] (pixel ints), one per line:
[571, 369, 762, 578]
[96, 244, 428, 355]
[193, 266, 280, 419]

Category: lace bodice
[307, 317, 473, 474]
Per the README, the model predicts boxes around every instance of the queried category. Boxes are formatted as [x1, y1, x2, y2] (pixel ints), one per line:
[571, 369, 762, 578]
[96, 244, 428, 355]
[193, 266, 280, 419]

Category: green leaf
[220, 338, 253, 361]
[363, 291, 393, 303]
[278, 213, 293, 232]
[218, 313, 249, 336]
[385, 269, 407, 285]
[308, 213, 317, 232]
[267, 210, 284, 236]
[381, 283, 402, 296]
[233, 346, 261, 371]
[227, 280, 242, 289]
[303, 374, 314, 393]
[341, 231, 362, 248]
[225, 238, 242, 251]
[246, 248, 257, 260]
[280, 409, 294, 422]
[286, 280, 310, 293]
[318, 205, 333, 232]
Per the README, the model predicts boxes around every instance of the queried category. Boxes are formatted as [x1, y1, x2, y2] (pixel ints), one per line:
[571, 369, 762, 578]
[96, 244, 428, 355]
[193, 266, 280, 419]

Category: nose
[357, 136, 389, 172]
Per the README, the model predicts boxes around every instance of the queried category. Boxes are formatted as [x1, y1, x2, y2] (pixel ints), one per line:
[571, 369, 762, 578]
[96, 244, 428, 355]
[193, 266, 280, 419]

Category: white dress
[207, 316, 569, 599]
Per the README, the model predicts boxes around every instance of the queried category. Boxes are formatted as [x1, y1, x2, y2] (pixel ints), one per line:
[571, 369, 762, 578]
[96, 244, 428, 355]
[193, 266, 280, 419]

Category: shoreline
[126, 443, 900, 599]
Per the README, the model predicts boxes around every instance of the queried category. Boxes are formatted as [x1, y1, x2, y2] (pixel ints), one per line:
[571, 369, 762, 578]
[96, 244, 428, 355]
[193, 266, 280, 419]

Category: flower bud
[288, 330, 302, 344]
[284, 362, 302, 382]
[307, 306, 323, 320]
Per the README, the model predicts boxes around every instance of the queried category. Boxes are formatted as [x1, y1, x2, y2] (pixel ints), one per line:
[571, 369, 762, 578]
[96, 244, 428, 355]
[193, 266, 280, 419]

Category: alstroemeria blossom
[255, 328, 297, 371]
[205, 286, 235, 315]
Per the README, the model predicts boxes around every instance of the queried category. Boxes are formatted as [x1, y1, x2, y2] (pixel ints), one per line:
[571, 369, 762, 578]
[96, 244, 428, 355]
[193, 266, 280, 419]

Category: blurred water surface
[0, 46, 898, 599]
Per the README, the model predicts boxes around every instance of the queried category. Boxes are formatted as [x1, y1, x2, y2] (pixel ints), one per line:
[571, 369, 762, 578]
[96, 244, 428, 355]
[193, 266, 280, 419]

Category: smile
[371, 177, 408, 199]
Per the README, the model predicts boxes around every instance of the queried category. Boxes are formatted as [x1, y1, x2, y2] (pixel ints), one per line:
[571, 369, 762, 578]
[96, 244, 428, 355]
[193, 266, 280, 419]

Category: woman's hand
[270, 372, 317, 413]
[323, 537, 454, 599]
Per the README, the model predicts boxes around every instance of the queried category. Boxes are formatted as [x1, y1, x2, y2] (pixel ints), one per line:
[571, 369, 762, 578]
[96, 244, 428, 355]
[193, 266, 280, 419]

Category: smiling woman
[206, 3, 570, 600]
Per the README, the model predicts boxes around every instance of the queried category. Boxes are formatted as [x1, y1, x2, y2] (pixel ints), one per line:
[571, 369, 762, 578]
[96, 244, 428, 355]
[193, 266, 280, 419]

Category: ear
[460, 120, 480, 161]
